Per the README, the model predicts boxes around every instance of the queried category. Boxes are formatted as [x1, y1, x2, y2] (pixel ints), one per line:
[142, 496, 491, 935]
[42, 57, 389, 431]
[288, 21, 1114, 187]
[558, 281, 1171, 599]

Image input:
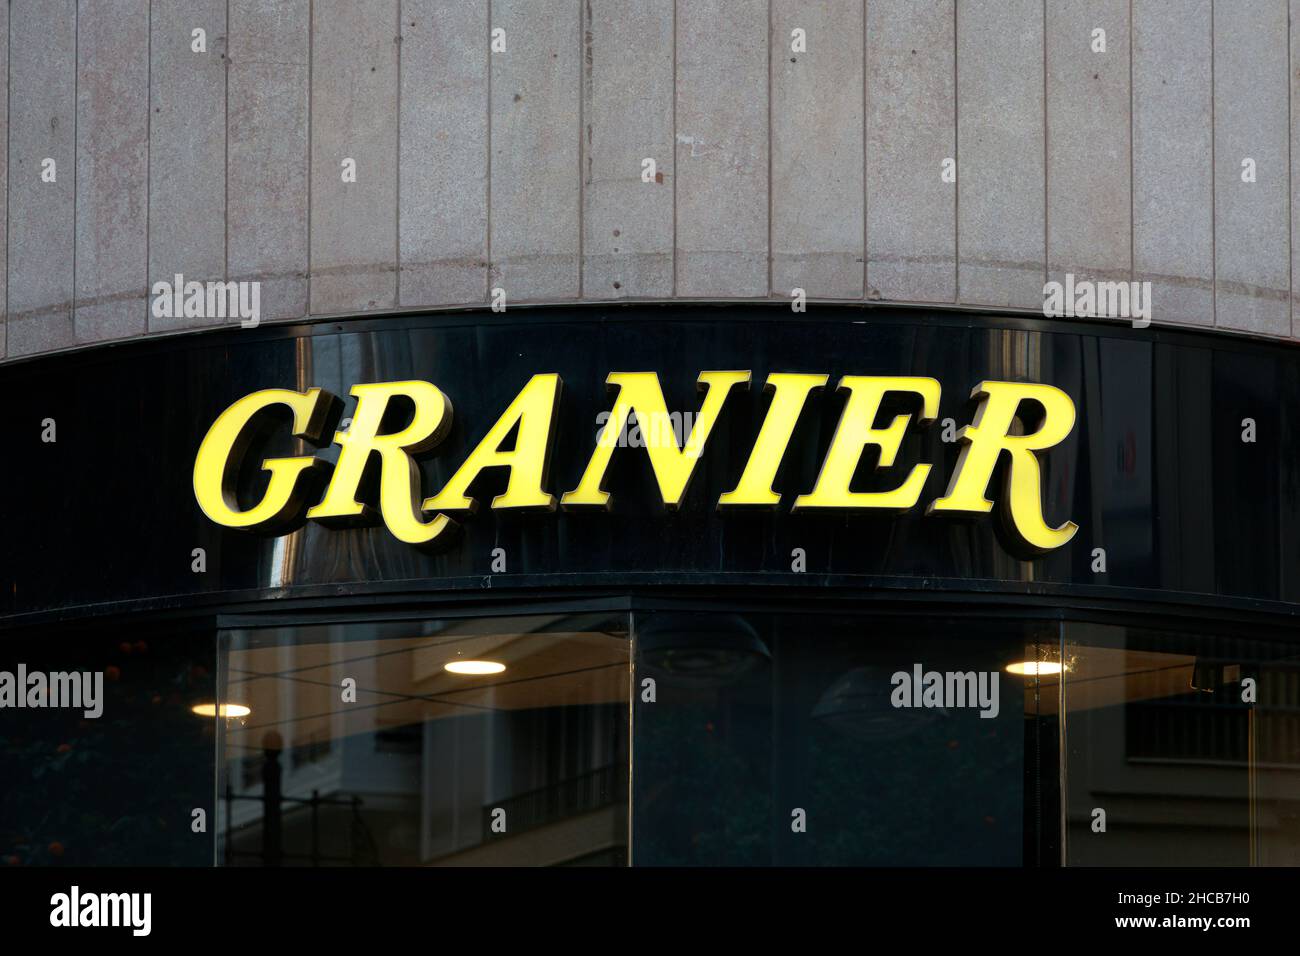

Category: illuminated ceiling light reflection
[191, 702, 251, 718]
[444, 660, 506, 676]
[1006, 661, 1065, 676]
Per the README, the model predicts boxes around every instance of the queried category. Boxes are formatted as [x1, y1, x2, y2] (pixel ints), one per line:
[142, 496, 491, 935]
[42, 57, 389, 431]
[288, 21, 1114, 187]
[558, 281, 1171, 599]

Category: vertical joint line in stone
[671, 0, 678, 299]
[307, 0, 315, 313]
[1042, 0, 1048, 285]
[766, 0, 773, 299]
[952, 0, 959, 304]
[396, 0, 402, 306]
[72, 0, 80, 333]
[1201, 0, 1211, 325]
[580, 0, 586, 299]
[485, 0, 492, 302]
[577, 0, 584, 300]
[862, 0, 868, 299]
[4, 0, 10, 343]
[1290, 0, 1295, 335]
[224, 0, 231, 286]
[1128, 0, 1134, 285]
[145, 0, 152, 332]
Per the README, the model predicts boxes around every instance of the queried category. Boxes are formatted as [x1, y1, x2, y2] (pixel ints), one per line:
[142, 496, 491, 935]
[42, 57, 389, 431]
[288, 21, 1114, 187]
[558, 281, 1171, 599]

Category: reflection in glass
[0, 624, 214, 866]
[632, 612, 1057, 866]
[216, 613, 630, 866]
[209, 607, 1300, 866]
[1063, 622, 1300, 865]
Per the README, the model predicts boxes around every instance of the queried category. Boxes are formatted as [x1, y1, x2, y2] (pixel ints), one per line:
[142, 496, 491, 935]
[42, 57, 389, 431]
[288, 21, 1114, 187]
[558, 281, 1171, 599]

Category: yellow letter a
[424, 373, 562, 513]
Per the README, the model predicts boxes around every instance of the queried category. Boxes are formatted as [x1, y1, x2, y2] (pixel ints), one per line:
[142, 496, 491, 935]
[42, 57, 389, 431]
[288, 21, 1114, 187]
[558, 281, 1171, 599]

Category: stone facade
[2, 0, 1297, 360]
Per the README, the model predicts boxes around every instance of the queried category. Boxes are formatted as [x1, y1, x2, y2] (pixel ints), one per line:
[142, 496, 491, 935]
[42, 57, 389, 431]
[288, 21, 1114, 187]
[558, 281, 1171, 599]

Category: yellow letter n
[562, 371, 750, 510]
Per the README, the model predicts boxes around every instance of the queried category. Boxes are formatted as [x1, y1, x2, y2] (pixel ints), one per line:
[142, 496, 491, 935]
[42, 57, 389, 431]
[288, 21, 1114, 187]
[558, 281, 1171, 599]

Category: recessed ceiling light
[191, 702, 251, 718]
[445, 660, 506, 676]
[1006, 661, 1065, 676]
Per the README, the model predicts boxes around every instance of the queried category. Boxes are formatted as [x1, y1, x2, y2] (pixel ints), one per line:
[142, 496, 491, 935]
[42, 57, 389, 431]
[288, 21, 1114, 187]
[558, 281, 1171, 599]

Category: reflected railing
[222, 736, 379, 866]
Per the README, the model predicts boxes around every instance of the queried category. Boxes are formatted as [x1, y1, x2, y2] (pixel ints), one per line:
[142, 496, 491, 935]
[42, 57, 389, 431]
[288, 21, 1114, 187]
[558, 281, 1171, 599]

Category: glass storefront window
[0, 621, 215, 866]
[1062, 621, 1300, 866]
[216, 613, 631, 866]
[631, 611, 1059, 865]
[196, 602, 1300, 867]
